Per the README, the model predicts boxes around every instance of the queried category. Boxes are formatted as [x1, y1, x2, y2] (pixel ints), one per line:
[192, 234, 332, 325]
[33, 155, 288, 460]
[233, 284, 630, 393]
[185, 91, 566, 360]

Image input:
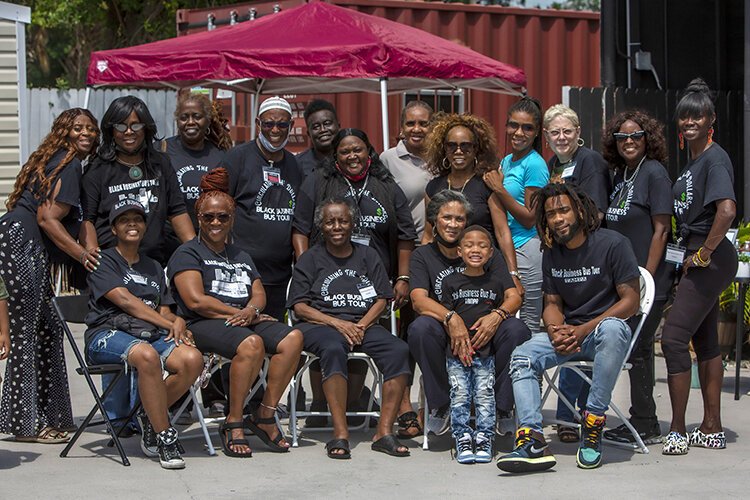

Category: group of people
[0, 77, 737, 473]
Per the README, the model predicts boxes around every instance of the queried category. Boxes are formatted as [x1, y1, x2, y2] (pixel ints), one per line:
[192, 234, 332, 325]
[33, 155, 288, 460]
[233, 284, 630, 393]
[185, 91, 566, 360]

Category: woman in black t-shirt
[287, 198, 411, 459]
[0, 108, 99, 443]
[169, 168, 303, 457]
[661, 79, 738, 456]
[81, 96, 196, 266]
[600, 110, 672, 445]
[421, 113, 519, 291]
[84, 200, 203, 469]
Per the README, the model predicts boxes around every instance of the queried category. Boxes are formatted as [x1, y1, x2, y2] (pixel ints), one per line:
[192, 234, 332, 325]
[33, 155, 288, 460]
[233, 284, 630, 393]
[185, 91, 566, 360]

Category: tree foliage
[550, 0, 600, 11]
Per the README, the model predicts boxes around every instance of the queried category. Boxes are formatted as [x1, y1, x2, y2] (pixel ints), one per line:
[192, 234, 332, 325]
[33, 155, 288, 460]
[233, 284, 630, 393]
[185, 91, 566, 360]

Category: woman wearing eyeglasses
[169, 168, 304, 457]
[81, 96, 196, 265]
[226, 96, 303, 321]
[422, 113, 519, 292]
[600, 110, 672, 447]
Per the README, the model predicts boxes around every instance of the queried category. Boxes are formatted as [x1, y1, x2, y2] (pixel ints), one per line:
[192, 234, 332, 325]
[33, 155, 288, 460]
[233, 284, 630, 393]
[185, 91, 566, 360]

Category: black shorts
[188, 318, 294, 359]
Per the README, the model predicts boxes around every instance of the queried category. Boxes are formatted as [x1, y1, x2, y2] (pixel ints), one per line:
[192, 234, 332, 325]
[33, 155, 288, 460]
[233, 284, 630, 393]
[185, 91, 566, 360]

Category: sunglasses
[199, 212, 232, 224]
[113, 122, 146, 133]
[444, 142, 476, 154]
[613, 130, 646, 141]
[259, 120, 292, 130]
[506, 121, 536, 134]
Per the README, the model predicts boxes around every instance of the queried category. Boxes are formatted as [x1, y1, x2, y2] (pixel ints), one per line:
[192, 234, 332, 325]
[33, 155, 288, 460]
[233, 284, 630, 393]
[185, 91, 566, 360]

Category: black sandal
[244, 413, 290, 453]
[325, 438, 351, 459]
[396, 411, 423, 439]
[371, 434, 410, 457]
[218, 420, 253, 458]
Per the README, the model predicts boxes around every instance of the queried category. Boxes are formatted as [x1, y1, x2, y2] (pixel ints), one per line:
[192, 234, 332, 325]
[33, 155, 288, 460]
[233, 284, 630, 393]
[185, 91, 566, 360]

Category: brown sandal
[557, 425, 579, 443]
[15, 426, 70, 444]
[396, 411, 423, 438]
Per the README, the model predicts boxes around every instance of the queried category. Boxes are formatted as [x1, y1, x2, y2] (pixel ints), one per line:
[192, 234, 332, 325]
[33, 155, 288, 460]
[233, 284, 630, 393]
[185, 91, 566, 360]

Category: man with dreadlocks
[496, 183, 640, 473]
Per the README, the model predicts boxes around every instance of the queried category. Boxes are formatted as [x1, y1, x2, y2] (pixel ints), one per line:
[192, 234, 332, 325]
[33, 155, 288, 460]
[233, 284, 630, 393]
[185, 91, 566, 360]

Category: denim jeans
[510, 317, 632, 432]
[447, 355, 496, 439]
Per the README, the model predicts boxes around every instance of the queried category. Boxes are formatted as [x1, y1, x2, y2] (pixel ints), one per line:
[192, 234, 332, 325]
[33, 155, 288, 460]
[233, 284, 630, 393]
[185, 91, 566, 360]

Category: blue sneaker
[496, 428, 556, 473]
[577, 411, 605, 469]
[474, 432, 493, 463]
[455, 433, 475, 464]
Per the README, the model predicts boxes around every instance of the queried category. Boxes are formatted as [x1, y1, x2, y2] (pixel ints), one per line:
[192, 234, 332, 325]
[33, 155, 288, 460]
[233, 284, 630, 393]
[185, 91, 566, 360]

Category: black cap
[109, 199, 146, 225]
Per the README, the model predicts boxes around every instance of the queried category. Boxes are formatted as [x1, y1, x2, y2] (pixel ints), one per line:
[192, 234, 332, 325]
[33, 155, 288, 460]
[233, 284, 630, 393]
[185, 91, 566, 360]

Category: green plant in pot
[717, 221, 750, 357]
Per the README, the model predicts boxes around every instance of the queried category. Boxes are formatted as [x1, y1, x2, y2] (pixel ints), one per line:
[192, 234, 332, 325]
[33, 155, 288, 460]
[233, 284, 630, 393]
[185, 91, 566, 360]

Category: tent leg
[380, 77, 389, 152]
[250, 92, 258, 140]
[83, 87, 91, 109]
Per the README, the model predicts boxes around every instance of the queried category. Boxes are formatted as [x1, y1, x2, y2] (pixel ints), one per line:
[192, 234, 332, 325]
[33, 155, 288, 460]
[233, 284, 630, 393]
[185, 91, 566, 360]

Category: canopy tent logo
[96, 60, 108, 73]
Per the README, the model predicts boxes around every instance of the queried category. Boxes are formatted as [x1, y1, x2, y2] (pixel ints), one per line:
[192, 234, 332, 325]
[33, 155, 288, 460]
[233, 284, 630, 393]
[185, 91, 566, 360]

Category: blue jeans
[510, 317, 632, 432]
[447, 355, 496, 439]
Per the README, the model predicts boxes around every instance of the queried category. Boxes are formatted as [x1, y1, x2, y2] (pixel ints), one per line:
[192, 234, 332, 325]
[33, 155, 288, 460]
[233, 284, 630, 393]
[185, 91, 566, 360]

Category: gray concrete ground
[1, 323, 749, 499]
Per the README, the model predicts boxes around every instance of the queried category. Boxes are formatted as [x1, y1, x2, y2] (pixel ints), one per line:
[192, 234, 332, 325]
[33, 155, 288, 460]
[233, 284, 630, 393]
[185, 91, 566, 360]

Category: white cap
[258, 96, 292, 117]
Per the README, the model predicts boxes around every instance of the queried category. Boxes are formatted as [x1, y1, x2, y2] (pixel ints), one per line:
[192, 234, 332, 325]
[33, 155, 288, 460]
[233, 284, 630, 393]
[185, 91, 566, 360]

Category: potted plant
[718, 221, 750, 356]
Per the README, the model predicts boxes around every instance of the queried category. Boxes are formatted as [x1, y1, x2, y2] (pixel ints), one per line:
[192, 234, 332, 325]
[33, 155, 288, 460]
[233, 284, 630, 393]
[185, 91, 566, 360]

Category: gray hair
[313, 197, 360, 232]
[425, 190, 473, 226]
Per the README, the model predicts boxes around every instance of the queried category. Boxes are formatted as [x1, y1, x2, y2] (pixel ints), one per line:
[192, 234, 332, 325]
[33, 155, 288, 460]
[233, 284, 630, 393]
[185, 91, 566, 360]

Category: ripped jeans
[447, 355, 496, 439]
[509, 317, 631, 433]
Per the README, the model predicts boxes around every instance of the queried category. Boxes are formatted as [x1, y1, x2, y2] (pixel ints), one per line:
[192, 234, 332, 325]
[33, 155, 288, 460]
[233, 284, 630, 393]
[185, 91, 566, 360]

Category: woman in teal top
[484, 97, 548, 333]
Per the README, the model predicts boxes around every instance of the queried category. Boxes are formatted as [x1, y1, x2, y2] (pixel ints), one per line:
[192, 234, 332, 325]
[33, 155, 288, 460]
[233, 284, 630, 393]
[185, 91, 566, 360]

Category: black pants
[408, 315, 531, 412]
[626, 299, 666, 428]
[661, 237, 738, 374]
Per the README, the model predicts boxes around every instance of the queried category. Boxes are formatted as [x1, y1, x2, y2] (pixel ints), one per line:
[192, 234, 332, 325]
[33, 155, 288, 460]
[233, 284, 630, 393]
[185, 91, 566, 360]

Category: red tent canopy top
[86, 1, 526, 95]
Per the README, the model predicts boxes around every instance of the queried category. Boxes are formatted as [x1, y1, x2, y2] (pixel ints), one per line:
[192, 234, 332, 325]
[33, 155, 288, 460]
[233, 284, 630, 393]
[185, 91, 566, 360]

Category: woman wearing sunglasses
[169, 168, 303, 457]
[600, 110, 673, 447]
[422, 113, 519, 293]
[81, 96, 196, 266]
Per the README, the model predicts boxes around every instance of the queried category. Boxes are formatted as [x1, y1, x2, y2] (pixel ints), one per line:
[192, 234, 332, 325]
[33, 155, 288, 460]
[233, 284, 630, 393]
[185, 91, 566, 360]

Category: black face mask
[434, 230, 459, 249]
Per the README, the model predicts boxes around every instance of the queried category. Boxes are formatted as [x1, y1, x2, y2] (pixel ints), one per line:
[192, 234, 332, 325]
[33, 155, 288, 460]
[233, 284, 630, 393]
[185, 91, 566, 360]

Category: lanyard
[343, 174, 370, 205]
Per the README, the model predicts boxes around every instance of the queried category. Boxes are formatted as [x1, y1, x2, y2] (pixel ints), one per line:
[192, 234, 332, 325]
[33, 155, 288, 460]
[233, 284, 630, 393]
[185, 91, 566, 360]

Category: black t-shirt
[410, 242, 514, 302]
[673, 144, 735, 240]
[542, 229, 639, 326]
[226, 141, 302, 286]
[2, 149, 82, 264]
[442, 271, 504, 330]
[167, 238, 261, 323]
[548, 146, 611, 213]
[425, 175, 497, 245]
[296, 148, 328, 179]
[293, 172, 417, 275]
[81, 153, 187, 265]
[84, 247, 173, 345]
[606, 159, 673, 300]
[286, 243, 393, 322]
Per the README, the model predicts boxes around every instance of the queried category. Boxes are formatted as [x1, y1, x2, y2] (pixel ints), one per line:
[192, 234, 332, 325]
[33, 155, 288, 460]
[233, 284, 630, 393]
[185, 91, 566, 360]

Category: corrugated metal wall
[0, 19, 20, 205]
[177, 0, 600, 155]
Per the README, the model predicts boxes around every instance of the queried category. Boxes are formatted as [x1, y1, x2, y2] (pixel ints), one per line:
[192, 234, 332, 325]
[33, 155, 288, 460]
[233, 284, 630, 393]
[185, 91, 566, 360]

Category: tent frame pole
[83, 87, 91, 109]
[380, 77, 389, 151]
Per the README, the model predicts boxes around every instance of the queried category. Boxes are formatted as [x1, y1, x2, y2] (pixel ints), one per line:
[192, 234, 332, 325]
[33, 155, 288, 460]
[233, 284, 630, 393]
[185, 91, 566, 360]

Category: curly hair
[320, 128, 393, 183]
[6, 108, 99, 211]
[601, 110, 668, 171]
[425, 112, 499, 177]
[531, 183, 600, 250]
[175, 93, 233, 151]
[195, 167, 236, 216]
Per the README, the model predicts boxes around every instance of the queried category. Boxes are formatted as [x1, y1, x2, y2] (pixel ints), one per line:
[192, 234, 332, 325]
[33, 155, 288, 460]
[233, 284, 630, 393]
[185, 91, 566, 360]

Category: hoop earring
[442, 157, 450, 170]
[432, 225, 438, 238]
[205, 127, 211, 137]
[707, 127, 714, 145]
[678, 132, 684, 150]
[577, 137, 585, 147]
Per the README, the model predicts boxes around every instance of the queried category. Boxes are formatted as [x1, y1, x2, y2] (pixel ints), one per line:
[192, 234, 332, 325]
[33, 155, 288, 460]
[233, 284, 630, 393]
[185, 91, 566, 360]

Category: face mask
[257, 131, 288, 153]
[434, 229, 459, 249]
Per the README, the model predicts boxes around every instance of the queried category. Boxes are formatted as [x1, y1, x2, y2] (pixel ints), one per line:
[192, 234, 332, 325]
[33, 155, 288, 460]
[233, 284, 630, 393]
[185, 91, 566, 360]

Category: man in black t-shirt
[497, 184, 640, 474]
[296, 99, 340, 178]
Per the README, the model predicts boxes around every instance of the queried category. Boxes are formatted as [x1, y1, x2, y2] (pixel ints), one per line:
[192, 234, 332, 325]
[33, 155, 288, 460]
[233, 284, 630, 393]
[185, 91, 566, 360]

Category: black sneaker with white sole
[156, 427, 185, 470]
[603, 421, 662, 445]
[137, 411, 158, 458]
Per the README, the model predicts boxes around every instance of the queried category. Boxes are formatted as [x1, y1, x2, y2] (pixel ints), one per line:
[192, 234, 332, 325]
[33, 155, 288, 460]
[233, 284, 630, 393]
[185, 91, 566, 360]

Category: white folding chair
[540, 266, 656, 454]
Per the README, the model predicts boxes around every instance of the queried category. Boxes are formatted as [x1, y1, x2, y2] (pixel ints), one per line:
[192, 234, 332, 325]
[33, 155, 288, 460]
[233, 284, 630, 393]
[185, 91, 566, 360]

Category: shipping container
[176, 0, 600, 156]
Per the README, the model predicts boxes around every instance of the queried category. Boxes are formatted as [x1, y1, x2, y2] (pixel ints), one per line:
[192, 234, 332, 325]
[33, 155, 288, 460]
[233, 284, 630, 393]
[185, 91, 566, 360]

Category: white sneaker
[455, 433, 475, 464]
[474, 432, 493, 463]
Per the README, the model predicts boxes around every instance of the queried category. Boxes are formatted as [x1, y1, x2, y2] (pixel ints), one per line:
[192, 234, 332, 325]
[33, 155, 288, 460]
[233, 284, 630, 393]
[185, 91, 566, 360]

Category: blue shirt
[501, 150, 549, 248]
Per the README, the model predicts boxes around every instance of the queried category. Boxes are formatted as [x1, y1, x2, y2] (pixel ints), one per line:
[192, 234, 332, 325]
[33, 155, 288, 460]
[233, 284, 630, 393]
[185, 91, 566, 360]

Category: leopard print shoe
[688, 428, 726, 449]
[662, 431, 689, 455]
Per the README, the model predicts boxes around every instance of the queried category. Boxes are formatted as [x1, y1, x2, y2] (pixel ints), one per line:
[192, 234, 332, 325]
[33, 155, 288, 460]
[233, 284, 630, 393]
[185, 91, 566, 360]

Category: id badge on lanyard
[262, 164, 281, 184]
[665, 243, 686, 265]
[356, 281, 377, 300]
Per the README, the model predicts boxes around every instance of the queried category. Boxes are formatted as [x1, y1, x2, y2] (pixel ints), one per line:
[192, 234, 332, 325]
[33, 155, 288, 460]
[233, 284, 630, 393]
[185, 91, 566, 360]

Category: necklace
[615, 155, 646, 207]
[201, 236, 230, 264]
[447, 175, 471, 193]
[117, 156, 145, 181]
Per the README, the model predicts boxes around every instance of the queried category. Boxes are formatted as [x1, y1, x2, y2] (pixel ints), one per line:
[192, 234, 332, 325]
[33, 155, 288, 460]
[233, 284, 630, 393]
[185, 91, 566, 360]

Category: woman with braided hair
[0, 108, 99, 442]
[169, 167, 303, 457]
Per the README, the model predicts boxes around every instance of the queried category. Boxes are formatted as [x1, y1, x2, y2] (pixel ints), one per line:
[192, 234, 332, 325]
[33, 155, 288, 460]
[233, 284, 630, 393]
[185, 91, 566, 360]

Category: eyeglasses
[113, 123, 146, 133]
[444, 142, 476, 154]
[546, 128, 577, 139]
[198, 212, 232, 224]
[506, 121, 536, 134]
[613, 130, 646, 142]
[260, 120, 292, 130]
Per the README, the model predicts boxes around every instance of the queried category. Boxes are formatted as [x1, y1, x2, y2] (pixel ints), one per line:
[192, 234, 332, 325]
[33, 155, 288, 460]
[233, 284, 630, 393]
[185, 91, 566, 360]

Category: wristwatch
[509, 271, 520, 278]
[443, 310, 456, 327]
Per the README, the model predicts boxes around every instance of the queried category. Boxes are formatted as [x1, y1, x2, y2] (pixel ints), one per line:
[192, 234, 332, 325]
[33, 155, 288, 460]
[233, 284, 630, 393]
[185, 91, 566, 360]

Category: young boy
[441, 225, 515, 464]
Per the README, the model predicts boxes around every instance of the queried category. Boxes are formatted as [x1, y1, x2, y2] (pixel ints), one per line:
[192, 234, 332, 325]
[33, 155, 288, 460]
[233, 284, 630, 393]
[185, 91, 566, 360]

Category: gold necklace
[447, 175, 472, 193]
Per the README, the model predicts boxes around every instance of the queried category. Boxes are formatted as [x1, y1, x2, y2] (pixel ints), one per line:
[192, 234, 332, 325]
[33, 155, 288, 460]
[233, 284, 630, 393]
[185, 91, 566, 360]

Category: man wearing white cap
[227, 96, 303, 320]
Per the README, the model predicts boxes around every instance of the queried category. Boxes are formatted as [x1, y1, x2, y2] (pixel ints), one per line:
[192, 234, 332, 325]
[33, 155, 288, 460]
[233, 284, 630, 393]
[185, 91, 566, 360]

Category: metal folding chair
[541, 266, 656, 454]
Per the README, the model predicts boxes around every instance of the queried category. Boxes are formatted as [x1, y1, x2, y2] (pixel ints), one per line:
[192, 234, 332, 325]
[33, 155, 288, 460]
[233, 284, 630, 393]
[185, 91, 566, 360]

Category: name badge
[357, 282, 377, 300]
[665, 243, 686, 265]
[262, 165, 281, 184]
[351, 233, 371, 246]
[561, 164, 576, 179]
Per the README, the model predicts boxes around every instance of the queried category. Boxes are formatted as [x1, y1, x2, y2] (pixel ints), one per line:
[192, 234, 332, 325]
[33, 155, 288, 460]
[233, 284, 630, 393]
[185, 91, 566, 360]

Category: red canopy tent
[86, 1, 526, 149]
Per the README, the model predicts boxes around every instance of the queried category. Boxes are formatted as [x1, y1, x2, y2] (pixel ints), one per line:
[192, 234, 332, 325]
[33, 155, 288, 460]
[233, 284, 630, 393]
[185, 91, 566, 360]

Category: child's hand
[0, 333, 10, 361]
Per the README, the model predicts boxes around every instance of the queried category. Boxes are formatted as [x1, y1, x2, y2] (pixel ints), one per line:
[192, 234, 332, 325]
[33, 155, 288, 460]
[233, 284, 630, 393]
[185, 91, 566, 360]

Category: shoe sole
[457, 456, 475, 464]
[474, 455, 492, 464]
[160, 460, 186, 469]
[496, 456, 556, 473]
[141, 441, 159, 458]
[576, 455, 602, 469]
